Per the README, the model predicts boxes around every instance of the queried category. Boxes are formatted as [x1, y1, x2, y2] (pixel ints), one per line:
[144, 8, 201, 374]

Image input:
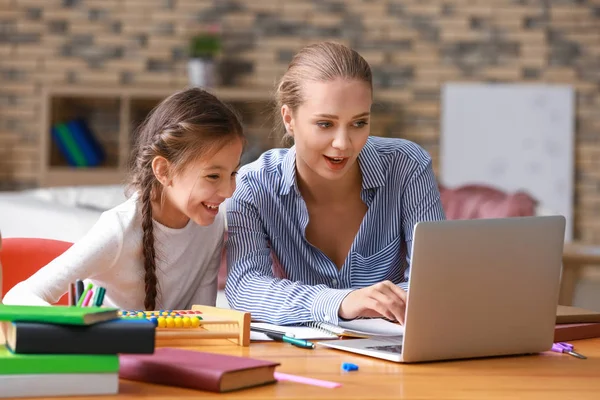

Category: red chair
[0, 238, 73, 305]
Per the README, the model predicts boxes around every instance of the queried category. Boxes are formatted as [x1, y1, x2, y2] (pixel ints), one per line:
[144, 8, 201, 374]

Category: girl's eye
[231, 171, 238, 178]
[354, 120, 369, 128]
[316, 121, 332, 128]
[207, 174, 220, 180]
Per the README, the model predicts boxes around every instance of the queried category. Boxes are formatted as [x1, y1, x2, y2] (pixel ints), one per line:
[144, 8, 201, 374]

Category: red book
[554, 322, 600, 342]
[119, 348, 280, 393]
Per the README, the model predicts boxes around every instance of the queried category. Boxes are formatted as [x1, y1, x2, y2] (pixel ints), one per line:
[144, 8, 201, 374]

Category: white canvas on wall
[440, 83, 575, 241]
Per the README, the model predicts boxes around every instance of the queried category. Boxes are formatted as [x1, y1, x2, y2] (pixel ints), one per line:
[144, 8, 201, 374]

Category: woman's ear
[151, 156, 171, 186]
[281, 105, 294, 137]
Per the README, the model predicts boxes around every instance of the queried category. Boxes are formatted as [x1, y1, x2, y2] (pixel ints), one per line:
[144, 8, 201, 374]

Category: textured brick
[130, 72, 173, 86]
[0, 0, 598, 240]
[74, 70, 120, 84]
[483, 66, 521, 80]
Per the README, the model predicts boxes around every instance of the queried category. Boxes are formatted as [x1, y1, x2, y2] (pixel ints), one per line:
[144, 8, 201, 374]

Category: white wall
[440, 83, 575, 241]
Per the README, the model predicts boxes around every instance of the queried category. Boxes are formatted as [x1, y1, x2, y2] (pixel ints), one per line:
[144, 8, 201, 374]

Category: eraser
[341, 362, 359, 372]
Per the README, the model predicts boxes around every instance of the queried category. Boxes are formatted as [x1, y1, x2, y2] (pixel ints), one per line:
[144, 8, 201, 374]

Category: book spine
[51, 126, 78, 167]
[54, 123, 87, 167]
[11, 321, 155, 355]
[76, 118, 105, 163]
[67, 120, 100, 167]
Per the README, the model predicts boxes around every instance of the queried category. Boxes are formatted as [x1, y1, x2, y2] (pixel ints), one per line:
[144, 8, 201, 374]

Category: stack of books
[0, 304, 156, 398]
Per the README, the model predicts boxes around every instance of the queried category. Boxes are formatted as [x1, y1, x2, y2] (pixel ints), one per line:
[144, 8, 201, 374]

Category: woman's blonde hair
[274, 41, 373, 144]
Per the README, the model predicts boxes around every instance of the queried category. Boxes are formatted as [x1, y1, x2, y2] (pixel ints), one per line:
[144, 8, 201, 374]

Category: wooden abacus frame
[152, 305, 251, 347]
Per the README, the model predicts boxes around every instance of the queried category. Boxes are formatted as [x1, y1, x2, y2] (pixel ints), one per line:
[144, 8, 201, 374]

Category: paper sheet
[338, 318, 405, 337]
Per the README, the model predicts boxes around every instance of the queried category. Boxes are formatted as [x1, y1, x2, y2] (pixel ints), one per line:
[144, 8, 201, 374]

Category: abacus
[120, 309, 204, 328]
[120, 305, 251, 347]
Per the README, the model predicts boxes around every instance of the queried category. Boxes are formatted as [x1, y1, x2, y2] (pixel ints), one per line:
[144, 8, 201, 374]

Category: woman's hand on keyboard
[338, 280, 407, 324]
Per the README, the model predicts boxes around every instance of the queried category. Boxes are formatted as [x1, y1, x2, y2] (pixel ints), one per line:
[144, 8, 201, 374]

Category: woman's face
[282, 78, 372, 184]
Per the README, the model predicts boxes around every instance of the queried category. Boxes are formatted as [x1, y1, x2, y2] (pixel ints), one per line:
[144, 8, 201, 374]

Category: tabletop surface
[15, 338, 600, 400]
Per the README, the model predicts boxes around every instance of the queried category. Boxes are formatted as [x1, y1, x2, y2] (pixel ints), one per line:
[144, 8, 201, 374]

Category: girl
[3, 88, 244, 311]
[225, 42, 446, 325]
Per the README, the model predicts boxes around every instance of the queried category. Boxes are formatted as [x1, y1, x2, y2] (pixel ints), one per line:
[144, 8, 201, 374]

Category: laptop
[318, 216, 566, 363]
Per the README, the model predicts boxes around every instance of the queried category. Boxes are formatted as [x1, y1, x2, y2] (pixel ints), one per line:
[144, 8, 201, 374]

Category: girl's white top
[2, 195, 225, 310]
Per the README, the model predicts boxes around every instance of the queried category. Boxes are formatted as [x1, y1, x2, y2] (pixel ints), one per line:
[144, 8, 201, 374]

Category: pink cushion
[439, 184, 538, 220]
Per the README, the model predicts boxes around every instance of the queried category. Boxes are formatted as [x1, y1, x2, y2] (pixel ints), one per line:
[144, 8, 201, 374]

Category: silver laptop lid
[402, 216, 565, 363]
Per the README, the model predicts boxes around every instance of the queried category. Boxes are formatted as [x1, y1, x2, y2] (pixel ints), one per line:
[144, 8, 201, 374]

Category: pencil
[75, 280, 84, 303]
[90, 289, 100, 307]
[76, 283, 93, 307]
[68, 283, 75, 306]
[82, 289, 94, 307]
[95, 287, 106, 307]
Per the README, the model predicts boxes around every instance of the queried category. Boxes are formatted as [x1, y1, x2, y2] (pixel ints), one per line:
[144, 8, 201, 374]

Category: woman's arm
[224, 187, 353, 326]
[401, 156, 447, 279]
[2, 212, 123, 306]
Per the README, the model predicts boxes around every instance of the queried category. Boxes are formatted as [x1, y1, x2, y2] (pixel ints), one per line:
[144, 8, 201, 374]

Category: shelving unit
[39, 86, 274, 187]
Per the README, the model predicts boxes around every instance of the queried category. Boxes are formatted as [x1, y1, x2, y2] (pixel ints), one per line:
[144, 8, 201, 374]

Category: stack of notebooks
[0, 304, 156, 398]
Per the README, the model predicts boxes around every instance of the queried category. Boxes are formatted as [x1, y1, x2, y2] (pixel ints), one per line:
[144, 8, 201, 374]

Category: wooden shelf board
[43, 85, 273, 102]
[40, 167, 126, 187]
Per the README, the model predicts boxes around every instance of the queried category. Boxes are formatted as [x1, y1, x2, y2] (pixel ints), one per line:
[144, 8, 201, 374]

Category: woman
[225, 42, 445, 325]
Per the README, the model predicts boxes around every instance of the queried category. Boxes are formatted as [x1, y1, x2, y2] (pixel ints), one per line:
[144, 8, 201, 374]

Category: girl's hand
[338, 281, 407, 324]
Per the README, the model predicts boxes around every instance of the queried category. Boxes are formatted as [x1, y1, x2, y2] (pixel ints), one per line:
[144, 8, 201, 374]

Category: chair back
[0, 238, 73, 305]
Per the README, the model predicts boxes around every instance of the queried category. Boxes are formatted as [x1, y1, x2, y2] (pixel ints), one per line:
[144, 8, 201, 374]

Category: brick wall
[0, 0, 599, 241]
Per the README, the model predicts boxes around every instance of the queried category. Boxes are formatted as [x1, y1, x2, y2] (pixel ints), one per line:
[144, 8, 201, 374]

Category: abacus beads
[119, 309, 203, 328]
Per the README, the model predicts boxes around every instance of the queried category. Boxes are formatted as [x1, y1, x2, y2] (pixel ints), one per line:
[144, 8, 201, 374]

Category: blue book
[76, 119, 105, 165]
[67, 120, 104, 167]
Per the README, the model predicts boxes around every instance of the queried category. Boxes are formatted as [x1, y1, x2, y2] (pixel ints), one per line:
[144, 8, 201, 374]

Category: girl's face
[282, 78, 372, 184]
[161, 138, 243, 228]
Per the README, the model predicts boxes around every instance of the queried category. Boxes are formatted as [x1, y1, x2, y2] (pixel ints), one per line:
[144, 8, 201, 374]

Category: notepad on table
[251, 318, 405, 341]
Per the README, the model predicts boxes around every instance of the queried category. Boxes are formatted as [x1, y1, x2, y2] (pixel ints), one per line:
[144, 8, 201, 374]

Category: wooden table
[560, 242, 600, 305]
[21, 338, 600, 400]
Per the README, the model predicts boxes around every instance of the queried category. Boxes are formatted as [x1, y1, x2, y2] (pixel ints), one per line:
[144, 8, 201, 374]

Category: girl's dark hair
[274, 41, 372, 144]
[127, 87, 244, 310]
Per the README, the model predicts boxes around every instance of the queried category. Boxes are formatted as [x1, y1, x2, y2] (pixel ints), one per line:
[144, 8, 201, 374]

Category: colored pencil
[76, 283, 93, 307]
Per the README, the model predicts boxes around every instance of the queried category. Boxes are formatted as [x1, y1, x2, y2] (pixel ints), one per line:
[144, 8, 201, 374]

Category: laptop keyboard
[365, 344, 403, 354]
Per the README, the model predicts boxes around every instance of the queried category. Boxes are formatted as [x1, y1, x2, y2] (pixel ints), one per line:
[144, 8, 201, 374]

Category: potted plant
[187, 25, 221, 88]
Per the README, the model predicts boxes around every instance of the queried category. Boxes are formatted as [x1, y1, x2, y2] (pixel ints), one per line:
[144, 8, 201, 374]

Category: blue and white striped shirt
[225, 136, 446, 325]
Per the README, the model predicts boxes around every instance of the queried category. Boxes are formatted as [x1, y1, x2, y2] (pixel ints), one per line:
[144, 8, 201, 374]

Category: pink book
[119, 348, 279, 393]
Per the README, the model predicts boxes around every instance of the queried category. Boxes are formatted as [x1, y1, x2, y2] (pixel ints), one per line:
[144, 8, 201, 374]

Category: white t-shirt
[2, 195, 225, 310]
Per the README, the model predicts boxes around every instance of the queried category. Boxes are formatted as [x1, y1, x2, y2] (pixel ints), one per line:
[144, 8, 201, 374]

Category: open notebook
[251, 318, 405, 341]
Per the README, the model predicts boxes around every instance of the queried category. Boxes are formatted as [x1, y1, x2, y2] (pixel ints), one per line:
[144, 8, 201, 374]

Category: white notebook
[1, 373, 119, 398]
[251, 318, 405, 341]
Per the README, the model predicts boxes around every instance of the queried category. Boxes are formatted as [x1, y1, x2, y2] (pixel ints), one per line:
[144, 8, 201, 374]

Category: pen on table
[251, 328, 315, 349]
